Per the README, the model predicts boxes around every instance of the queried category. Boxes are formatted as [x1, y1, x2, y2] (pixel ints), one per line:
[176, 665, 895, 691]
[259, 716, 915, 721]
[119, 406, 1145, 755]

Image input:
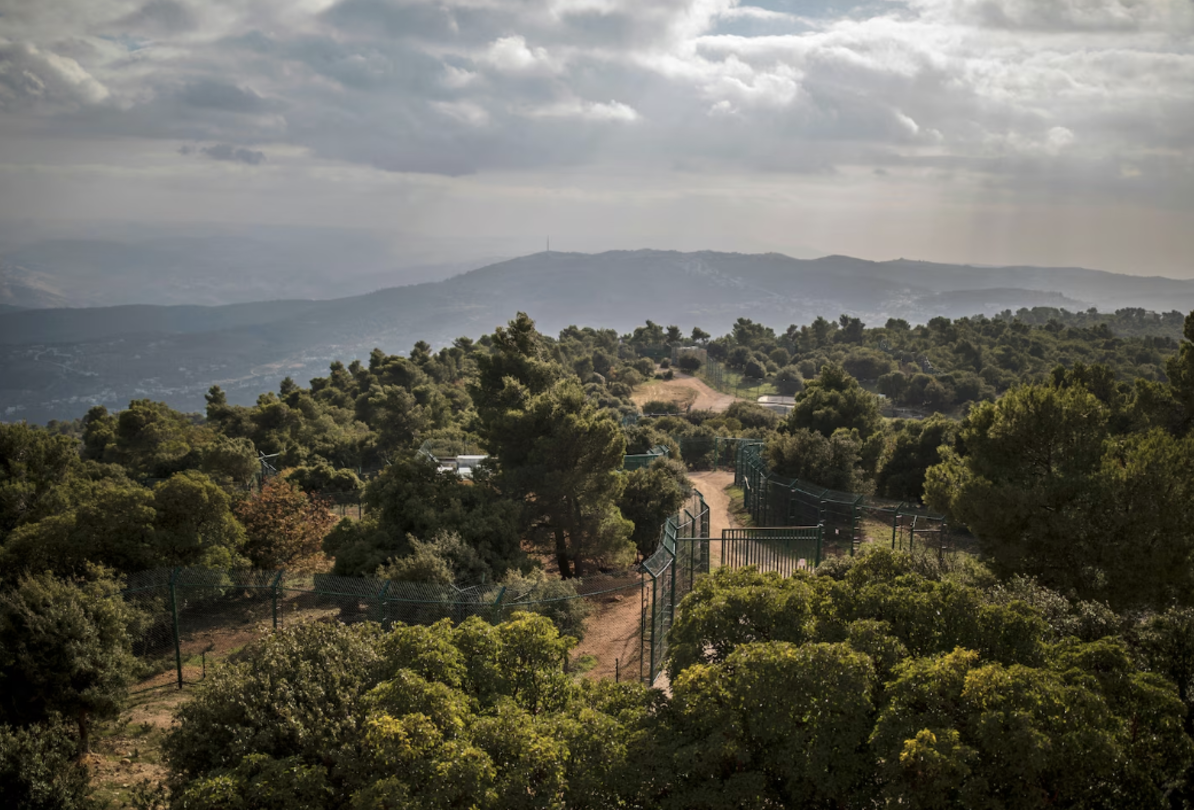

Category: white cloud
[915, 0, 1194, 31]
[0, 41, 110, 108]
[524, 98, 640, 121]
[0, 0, 1191, 265]
[433, 99, 490, 126]
[482, 35, 559, 73]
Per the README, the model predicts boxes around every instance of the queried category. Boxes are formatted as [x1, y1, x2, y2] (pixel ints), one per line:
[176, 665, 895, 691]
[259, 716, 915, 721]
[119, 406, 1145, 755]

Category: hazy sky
[1, 0, 1192, 275]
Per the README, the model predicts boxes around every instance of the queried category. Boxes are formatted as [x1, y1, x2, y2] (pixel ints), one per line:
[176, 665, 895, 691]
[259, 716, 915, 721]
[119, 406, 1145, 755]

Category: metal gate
[721, 526, 823, 577]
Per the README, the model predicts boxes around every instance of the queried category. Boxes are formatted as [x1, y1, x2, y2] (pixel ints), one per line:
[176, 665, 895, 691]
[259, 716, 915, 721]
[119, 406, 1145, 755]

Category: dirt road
[690, 470, 736, 569]
[631, 373, 740, 413]
[573, 470, 739, 682]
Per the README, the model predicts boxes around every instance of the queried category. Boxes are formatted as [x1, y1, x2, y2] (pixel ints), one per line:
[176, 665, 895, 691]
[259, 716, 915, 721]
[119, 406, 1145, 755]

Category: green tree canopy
[324, 454, 523, 579]
[788, 363, 883, 440]
[925, 382, 1194, 608]
[618, 459, 691, 557]
[767, 427, 870, 493]
[485, 377, 633, 577]
[0, 569, 140, 753]
[0, 423, 83, 542]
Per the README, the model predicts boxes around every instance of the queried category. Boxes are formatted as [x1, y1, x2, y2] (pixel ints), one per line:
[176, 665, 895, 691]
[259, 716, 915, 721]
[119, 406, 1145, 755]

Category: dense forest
[5, 303, 1194, 808]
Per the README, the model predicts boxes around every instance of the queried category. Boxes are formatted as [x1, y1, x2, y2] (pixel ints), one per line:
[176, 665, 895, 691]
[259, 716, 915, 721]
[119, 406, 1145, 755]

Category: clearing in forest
[631, 372, 740, 413]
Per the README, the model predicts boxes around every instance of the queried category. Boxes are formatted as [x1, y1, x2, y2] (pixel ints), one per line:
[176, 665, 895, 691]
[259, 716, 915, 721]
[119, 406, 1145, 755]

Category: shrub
[0, 722, 93, 810]
[641, 400, 681, 415]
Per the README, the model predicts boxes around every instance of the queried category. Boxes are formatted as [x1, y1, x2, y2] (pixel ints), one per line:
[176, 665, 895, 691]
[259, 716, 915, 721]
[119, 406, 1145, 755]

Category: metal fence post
[892, 505, 903, 549]
[815, 524, 823, 568]
[491, 585, 507, 624]
[378, 580, 392, 628]
[851, 497, 863, 556]
[648, 573, 657, 685]
[169, 567, 183, 689]
[640, 573, 647, 685]
[271, 569, 284, 630]
[669, 531, 678, 639]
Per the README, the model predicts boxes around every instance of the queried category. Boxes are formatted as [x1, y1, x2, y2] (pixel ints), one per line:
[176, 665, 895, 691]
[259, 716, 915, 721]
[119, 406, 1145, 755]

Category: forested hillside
[5, 304, 1194, 808]
[3, 248, 1191, 423]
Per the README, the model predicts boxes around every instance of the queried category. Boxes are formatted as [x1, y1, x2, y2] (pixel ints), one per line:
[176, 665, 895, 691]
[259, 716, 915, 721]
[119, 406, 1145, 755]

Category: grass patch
[571, 654, 599, 675]
[90, 686, 180, 808]
[725, 485, 756, 528]
[697, 368, 777, 400]
[630, 379, 698, 411]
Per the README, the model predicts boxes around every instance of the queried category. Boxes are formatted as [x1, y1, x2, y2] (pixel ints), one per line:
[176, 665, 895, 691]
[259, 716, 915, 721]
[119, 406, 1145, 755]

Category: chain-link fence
[623, 444, 670, 471]
[674, 436, 756, 472]
[640, 490, 710, 685]
[123, 491, 711, 690]
[733, 440, 951, 559]
[689, 354, 775, 400]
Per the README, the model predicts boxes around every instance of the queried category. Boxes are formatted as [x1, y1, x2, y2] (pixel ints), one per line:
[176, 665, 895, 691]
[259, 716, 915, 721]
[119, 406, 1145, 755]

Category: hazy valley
[3, 249, 1192, 423]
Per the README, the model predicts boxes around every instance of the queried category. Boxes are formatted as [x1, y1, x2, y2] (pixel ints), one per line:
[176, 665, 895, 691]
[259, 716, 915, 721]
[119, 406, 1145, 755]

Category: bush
[618, 369, 644, 388]
[641, 400, 681, 415]
[164, 622, 391, 779]
[0, 568, 140, 753]
[497, 571, 590, 641]
[678, 355, 702, 372]
[724, 401, 780, 430]
[0, 722, 93, 810]
[775, 366, 804, 396]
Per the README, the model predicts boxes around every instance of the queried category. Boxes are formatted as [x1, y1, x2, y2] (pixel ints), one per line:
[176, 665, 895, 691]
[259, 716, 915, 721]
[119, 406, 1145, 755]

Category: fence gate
[721, 526, 823, 577]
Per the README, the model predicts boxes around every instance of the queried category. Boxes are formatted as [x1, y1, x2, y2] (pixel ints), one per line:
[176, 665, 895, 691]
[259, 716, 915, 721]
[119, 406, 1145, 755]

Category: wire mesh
[733, 440, 950, 558]
[623, 445, 670, 471]
[121, 488, 711, 690]
[640, 489, 710, 685]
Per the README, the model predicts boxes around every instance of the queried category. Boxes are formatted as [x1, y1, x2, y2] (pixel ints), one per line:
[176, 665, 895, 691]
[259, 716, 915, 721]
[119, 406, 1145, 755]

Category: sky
[1, 0, 1192, 276]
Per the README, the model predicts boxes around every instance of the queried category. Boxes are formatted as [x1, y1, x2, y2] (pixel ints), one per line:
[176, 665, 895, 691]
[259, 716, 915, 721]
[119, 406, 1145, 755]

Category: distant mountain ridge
[2, 249, 1191, 423]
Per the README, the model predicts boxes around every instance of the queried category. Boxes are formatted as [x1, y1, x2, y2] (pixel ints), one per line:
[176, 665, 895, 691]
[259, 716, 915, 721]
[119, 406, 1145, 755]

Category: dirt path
[573, 471, 739, 683]
[690, 470, 737, 569]
[572, 587, 642, 683]
[632, 373, 741, 413]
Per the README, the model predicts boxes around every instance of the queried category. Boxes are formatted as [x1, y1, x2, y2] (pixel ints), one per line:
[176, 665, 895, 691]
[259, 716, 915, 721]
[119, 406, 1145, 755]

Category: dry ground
[89, 606, 336, 806]
[570, 470, 739, 683]
[90, 464, 744, 801]
[631, 372, 740, 413]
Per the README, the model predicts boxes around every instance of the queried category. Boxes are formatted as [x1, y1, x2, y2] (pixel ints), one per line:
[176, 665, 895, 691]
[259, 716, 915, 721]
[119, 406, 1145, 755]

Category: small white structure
[757, 395, 796, 416]
[453, 455, 488, 478]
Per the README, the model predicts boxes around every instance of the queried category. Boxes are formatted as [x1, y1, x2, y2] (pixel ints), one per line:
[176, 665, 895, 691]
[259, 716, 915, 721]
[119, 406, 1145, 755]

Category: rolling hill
[2, 250, 1191, 423]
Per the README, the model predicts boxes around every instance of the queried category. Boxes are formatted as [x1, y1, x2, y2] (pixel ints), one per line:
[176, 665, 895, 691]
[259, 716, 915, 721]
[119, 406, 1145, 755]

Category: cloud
[113, 0, 197, 35]
[524, 98, 639, 121]
[0, 0, 1189, 214]
[915, 0, 1194, 31]
[176, 79, 269, 113]
[482, 35, 559, 73]
[180, 143, 267, 164]
[0, 41, 110, 109]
